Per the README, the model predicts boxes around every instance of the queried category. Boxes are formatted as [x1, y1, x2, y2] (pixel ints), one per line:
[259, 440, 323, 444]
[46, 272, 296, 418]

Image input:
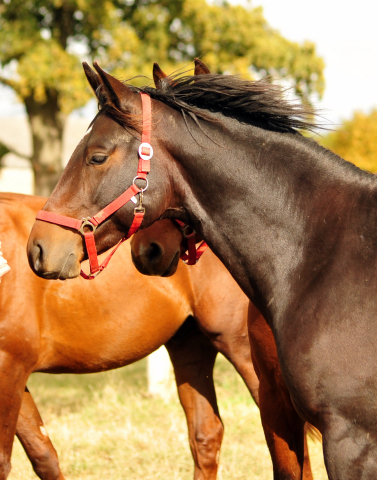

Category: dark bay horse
[133, 69, 314, 478]
[27, 62, 377, 478]
[1, 192, 304, 480]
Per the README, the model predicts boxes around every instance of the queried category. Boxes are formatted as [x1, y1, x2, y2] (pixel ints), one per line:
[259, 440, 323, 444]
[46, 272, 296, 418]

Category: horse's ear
[82, 62, 101, 94]
[153, 63, 167, 89]
[194, 58, 211, 75]
[93, 62, 136, 111]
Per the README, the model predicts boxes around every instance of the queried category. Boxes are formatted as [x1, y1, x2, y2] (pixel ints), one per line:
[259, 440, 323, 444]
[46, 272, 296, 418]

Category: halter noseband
[36, 92, 153, 280]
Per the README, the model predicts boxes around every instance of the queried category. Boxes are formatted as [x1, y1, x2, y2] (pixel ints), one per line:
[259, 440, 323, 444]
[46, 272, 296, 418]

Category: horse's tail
[306, 423, 322, 442]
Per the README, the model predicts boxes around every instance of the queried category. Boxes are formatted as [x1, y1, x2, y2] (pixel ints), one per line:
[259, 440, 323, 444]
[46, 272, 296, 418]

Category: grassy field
[9, 354, 328, 480]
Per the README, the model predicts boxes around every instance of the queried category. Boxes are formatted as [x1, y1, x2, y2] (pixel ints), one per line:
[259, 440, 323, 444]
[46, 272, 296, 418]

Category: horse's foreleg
[16, 387, 65, 480]
[248, 305, 312, 480]
[0, 352, 31, 480]
[258, 372, 308, 480]
[322, 416, 377, 480]
[165, 317, 223, 480]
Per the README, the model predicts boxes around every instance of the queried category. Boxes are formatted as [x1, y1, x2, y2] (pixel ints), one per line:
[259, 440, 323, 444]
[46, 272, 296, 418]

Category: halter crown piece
[36, 93, 153, 280]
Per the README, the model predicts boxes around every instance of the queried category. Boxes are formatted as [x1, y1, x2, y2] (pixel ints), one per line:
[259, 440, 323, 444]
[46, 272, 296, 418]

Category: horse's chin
[44, 261, 81, 280]
[28, 243, 81, 280]
[33, 261, 81, 280]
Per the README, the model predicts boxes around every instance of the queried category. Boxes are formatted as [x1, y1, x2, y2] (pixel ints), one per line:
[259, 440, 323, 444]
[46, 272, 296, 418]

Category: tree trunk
[24, 89, 67, 196]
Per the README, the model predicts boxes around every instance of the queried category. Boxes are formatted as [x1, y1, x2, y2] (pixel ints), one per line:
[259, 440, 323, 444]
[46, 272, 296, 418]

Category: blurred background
[1, 0, 376, 478]
[1, 0, 376, 198]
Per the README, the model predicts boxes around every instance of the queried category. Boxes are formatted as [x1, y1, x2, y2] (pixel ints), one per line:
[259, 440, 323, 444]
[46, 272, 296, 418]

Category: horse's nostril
[147, 242, 163, 263]
[30, 243, 42, 271]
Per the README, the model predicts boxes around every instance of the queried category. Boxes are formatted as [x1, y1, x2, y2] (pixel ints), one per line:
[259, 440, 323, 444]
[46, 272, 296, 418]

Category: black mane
[140, 73, 321, 134]
[96, 72, 322, 135]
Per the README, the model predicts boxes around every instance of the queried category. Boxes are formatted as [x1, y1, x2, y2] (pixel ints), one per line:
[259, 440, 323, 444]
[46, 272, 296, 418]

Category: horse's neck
[171, 118, 377, 321]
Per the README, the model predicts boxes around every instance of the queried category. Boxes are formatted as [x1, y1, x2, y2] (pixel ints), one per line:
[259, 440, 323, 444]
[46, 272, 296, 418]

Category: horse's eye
[90, 155, 108, 165]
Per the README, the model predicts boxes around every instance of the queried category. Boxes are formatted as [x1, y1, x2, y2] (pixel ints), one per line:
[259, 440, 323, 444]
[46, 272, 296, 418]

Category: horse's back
[0, 192, 45, 236]
[0, 192, 46, 209]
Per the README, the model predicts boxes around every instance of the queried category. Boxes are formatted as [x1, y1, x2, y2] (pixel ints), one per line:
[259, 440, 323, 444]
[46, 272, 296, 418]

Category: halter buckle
[138, 142, 153, 160]
[134, 190, 146, 214]
[79, 217, 97, 235]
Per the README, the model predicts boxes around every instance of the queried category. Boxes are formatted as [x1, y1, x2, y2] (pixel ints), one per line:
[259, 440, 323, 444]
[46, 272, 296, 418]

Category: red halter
[175, 220, 208, 265]
[35, 93, 153, 279]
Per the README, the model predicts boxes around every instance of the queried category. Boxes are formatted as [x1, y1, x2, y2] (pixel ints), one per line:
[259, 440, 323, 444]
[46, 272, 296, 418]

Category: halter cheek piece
[35, 93, 207, 279]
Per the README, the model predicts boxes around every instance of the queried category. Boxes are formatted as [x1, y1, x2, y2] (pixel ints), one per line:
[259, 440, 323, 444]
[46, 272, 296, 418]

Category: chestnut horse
[28, 61, 377, 479]
[1, 191, 296, 480]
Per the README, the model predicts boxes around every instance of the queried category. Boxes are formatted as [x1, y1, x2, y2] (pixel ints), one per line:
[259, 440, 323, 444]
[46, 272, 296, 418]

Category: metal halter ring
[181, 224, 195, 239]
[138, 142, 153, 161]
[79, 218, 97, 235]
[133, 176, 149, 192]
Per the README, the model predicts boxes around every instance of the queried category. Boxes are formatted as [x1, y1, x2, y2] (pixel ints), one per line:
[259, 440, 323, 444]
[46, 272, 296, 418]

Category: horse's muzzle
[27, 223, 82, 280]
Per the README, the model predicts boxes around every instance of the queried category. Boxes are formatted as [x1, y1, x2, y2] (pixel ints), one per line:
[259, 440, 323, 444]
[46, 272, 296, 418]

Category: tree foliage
[0, 0, 325, 194]
[322, 109, 377, 173]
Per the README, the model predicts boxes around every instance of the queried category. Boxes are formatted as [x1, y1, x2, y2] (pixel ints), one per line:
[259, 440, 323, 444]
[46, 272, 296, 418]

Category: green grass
[9, 355, 327, 479]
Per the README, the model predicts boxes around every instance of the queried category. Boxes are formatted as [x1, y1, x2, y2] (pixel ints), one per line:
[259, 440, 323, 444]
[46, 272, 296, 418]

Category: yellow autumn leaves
[322, 110, 377, 173]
